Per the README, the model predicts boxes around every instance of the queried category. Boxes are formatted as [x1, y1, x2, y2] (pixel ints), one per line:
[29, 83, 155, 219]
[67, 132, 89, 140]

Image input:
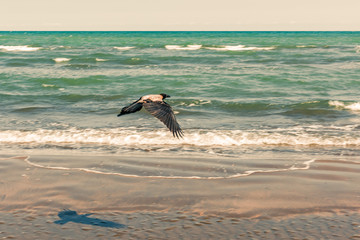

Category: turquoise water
[1, 32, 360, 163]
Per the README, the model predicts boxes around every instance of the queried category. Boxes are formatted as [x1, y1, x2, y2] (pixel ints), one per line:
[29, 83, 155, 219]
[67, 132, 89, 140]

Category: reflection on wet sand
[0, 154, 359, 239]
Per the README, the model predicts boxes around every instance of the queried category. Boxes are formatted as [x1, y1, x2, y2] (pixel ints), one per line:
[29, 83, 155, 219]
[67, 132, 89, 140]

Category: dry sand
[0, 154, 359, 239]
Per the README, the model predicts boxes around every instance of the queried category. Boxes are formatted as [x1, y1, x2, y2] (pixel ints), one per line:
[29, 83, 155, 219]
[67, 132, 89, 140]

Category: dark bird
[117, 93, 183, 138]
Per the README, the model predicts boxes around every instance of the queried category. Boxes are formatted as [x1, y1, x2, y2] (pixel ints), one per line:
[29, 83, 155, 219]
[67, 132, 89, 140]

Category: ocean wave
[114, 46, 135, 51]
[53, 58, 71, 63]
[163, 44, 275, 51]
[95, 58, 107, 62]
[50, 45, 72, 50]
[178, 100, 342, 117]
[329, 101, 360, 111]
[165, 45, 202, 50]
[296, 45, 317, 48]
[42, 84, 56, 88]
[178, 99, 212, 107]
[0, 45, 42, 52]
[1, 127, 359, 148]
[205, 45, 275, 51]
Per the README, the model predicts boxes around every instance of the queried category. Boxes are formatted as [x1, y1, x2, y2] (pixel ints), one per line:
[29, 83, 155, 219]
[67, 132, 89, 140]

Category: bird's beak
[167, 95, 171, 98]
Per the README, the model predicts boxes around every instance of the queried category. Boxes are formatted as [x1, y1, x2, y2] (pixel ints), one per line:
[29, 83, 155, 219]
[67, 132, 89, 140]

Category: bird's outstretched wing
[117, 99, 143, 116]
[143, 101, 183, 138]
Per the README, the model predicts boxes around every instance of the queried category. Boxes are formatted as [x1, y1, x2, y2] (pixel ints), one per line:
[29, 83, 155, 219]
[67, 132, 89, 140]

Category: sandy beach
[0, 154, 359, 239]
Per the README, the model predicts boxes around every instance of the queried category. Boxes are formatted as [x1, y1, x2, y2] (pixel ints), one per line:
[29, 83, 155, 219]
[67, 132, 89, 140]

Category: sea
[1, 31, 359, 178]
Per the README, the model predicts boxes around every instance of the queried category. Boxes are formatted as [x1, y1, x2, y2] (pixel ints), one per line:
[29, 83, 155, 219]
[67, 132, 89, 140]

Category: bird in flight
[117, 93, 183, 138]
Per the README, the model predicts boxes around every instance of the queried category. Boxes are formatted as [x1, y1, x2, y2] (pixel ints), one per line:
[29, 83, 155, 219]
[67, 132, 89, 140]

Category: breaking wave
[1, 126, 359, 148]
[329, 101, 360, 111]
[53, 58, 71, 63]
[165, 45, 202, 50]
[0, 45, 42, 52]
[205, 45, 275, 51]
[164, 44, 275, 51]
[114, 46, 135, 50]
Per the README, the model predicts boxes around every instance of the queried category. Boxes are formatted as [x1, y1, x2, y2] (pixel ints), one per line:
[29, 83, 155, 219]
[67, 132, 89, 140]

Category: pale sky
[1, 0, 360, 31]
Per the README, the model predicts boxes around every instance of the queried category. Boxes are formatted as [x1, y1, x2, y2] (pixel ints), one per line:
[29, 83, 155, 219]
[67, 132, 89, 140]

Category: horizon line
[1, 30, 360, 33]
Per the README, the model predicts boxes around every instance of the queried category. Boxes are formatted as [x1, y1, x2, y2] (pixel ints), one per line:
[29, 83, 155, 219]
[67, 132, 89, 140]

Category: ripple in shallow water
[22, 154, 316, 179]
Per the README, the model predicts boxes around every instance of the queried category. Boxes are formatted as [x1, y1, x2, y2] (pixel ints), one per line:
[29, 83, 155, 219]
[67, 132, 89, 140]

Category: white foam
[165, 45, 202, 50]
[329, 100, 360, 111]
[296, 45, 317, 48]
[356, 46, 360, 53]
[346, 102, 360, 111]
[96, 58, 107, 62]
[0, 45, 41, 52]
[42, 84, 55, 88]
[205, 45, 275, 51]
[114, 46, 135, 50]
[53, 58, 71, 63]
[329, 100, 345, 108]
[50, 46, 71, 50]
[240, 159, 316, 177]
[1, 127, 359, 147]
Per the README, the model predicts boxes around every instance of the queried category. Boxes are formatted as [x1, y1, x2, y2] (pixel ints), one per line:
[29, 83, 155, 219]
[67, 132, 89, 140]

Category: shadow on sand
[54, 209, 126, 229]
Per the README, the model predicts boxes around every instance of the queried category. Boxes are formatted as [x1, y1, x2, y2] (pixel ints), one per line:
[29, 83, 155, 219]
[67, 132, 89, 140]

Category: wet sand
[0, 154, 359, 239]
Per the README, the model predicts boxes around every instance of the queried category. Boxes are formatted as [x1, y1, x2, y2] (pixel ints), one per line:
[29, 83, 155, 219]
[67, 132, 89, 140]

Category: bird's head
[160, 93, 170, 99]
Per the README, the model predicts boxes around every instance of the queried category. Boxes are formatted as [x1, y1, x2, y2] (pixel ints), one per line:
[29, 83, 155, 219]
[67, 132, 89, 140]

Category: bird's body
[141, 94, 164, 102]
[117, 93, 183, 138]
